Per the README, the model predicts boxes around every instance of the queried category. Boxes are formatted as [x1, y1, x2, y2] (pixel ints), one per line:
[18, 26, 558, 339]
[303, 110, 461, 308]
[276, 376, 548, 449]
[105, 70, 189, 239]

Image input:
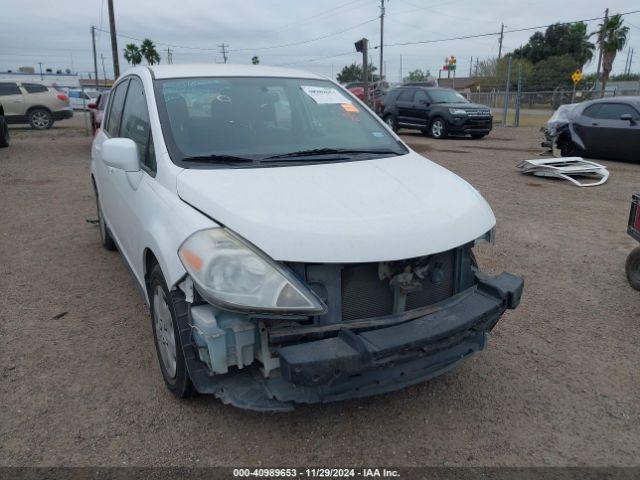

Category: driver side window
[120, 77, 156, 172]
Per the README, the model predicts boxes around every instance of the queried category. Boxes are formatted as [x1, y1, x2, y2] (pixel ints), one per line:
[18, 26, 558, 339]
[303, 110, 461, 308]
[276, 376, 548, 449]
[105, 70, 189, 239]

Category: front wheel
[0, 115, 9, 148]
[384, 114, 398, 133]
[28, 108, 53, 130]
[430, 117, 447, 139]
[93, 185, 116, 251]
[626, 246, 640, 291]
[148, 264, 195, 398]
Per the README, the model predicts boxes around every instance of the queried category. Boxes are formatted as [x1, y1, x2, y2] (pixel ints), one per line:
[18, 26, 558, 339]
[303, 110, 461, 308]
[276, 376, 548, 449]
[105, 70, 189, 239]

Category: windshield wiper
[181, 154, 259, 166]
[264, 148, 403, 160]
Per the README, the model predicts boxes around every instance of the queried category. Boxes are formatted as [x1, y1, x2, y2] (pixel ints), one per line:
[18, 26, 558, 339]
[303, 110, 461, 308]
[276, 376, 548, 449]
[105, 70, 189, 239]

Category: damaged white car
[90, 64, 523, 411]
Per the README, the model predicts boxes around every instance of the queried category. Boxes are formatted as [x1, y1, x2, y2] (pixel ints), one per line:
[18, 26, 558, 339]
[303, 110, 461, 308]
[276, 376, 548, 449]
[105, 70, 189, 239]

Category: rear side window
[594, 103, 639, 120]
[414, 90, 430, 103]
[397, 89, 415, 102]
[120, 77, 155, 171]
[23, 83, 48, 94]
[104, 79, 129, 137]
[0, 82, 21, 96]
[582, 104, 601, 118]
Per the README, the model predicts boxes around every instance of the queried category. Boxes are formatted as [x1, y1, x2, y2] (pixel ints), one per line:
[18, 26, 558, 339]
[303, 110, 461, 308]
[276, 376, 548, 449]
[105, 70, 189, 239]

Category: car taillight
[57, 94, 68, 102]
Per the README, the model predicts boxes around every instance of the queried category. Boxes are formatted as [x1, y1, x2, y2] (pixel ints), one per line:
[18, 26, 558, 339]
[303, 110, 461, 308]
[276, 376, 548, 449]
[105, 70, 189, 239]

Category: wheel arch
[26, 105, 53, 115]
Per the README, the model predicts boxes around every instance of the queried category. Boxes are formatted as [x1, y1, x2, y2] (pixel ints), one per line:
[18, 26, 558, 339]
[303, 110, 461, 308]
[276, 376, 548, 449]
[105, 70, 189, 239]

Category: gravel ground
[0, 119, 638, 467]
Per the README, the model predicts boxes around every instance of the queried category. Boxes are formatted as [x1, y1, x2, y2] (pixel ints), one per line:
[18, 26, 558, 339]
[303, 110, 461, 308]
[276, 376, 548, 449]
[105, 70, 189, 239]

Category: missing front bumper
[180, 271, 523, 411]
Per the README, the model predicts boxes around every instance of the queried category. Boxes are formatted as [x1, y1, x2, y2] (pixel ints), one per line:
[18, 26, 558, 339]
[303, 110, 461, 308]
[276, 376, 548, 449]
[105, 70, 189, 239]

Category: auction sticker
[301, 86, 351, 104]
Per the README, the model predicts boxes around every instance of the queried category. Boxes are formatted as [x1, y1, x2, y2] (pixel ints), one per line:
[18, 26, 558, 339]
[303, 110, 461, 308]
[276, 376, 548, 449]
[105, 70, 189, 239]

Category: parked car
[0, 101, 9, 148]
[382, 87, 493, 139]
[0, 81, 72, 129]
[68, 89, 99, 110]
[91, 64, 523, 411]
[626, 193, 640, 290]
[546, 97, 640, 162]
[88, 89, 110, 135]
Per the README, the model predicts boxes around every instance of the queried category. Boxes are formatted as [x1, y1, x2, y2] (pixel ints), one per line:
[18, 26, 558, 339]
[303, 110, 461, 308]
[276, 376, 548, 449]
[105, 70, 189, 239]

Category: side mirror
[620, 113, 637, 125]
[102, 138, 140, 172]
[87, 102, 97, 109]
[420, 100, 430, 106]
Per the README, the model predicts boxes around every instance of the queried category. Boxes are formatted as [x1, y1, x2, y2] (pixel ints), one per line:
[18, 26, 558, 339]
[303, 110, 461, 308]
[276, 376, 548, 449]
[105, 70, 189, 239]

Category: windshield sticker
[371, 131, 385, 138]
[340, 103, 358, 112]
[301, 86, 351, 104]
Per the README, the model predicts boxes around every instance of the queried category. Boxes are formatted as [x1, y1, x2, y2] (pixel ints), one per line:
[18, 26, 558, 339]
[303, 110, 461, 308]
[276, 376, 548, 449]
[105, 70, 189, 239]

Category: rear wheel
[0, 115, 9, 148]
[430, 117, 447, 139]
[148, 264, 195, 398]
[384, 114, 398, 133]
[28, 108, 53, 130]
[626, 247, 640, 291]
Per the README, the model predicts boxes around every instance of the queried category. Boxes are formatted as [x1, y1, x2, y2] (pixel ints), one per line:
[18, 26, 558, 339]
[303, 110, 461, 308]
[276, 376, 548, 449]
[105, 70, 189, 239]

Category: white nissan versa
[91, 64, 523, 411]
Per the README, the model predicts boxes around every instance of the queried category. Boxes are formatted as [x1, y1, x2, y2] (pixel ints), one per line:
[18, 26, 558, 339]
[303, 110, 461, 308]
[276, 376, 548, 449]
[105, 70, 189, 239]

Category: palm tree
[251, 56, 260, 65]
[123, 43, 142, 66]
[140, 39, 161, 65]
[594, 14, 629, 93]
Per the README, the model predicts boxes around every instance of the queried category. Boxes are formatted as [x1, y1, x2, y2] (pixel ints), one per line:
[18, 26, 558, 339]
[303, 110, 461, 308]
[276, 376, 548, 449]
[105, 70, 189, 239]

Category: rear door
[0, 82, 25, 117]
[407, 89, 432, 127]
[394, 88, 416, 125]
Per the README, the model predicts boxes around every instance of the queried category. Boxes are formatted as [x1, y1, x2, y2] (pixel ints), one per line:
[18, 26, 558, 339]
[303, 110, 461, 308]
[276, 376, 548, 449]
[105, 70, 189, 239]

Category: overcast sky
[1, 0, 638, 83]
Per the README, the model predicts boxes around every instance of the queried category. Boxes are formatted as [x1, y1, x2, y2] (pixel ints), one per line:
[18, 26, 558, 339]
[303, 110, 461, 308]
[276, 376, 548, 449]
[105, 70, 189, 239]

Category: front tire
[626, 246, 640, 291]
[0, 115, 9, 148]
[148, 265, 195, 398]
[429, 117, 447, 139]
[28, 108, 53, 130]
[93, 184, 116, 251]
[384, 114, 398, 133]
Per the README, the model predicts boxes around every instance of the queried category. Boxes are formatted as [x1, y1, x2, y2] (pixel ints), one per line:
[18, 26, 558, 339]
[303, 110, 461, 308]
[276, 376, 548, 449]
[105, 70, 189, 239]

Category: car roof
[145, 63, 326, 80]
[585, 96, 640, 106]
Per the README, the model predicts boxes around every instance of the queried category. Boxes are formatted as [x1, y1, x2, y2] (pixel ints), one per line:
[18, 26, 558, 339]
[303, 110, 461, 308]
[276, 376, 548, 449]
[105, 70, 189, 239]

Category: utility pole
[475, 57, 479, 77]
[91, 26, 99, 89]
[219, 44, 229, 64]
[355, 38, 369, 106]
[38, 62, 43, 80]
[469, 57, 473, 77]
[100, 54, 107, 86]
[107, 0, 120, 78]
[629, 49, 634, 76]
[498, 23, 504, 60]
[399, 54, 402, 83]
[166, 48, 173, 64]
[595, 8, 608, 93]
[624, 47, 631, 75]
[379, 0, 385, 81]
[502, 55, 512, 126]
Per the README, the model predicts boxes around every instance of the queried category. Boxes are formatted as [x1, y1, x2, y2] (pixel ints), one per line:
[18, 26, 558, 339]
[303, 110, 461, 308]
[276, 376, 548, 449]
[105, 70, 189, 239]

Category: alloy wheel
[431, 120, 444, 138]
[153, 286, 177, 378]
[31, 111, 50, 129]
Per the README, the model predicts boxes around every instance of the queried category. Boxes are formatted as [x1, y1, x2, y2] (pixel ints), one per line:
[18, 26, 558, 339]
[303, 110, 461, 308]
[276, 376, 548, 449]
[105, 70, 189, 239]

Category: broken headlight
[178, 228, 326, 314]
[474, 227, 496, 246]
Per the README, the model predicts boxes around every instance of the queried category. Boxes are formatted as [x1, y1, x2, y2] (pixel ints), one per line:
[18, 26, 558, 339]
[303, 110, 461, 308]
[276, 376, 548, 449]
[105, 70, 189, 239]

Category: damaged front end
[175, 231, 523, 411]
[541, 103, 585, 157]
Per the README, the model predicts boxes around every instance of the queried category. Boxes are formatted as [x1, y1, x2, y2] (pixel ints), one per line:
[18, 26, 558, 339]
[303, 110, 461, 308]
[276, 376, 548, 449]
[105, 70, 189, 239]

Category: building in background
[0, 69, 80, 89]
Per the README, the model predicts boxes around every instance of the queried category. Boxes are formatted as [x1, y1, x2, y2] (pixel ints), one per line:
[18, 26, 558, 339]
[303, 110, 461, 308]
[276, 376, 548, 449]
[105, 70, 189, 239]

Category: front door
[395, 89, 416, 125]
[0, 82, 25, 117]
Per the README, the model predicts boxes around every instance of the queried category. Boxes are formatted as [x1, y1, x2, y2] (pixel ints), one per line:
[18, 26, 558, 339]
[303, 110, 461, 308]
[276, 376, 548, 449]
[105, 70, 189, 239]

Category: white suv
[91, 64, 523, 411]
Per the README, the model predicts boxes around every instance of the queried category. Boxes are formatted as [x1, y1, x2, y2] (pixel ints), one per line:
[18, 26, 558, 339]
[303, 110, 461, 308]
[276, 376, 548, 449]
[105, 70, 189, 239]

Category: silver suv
[0, 81, 73, 129]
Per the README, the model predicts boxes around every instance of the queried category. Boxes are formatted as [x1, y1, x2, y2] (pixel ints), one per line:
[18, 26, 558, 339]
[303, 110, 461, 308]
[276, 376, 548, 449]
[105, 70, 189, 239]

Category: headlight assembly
[449, 108, 468, 115]
[178, 228, 326, 314]
[474, 227, 496, 246]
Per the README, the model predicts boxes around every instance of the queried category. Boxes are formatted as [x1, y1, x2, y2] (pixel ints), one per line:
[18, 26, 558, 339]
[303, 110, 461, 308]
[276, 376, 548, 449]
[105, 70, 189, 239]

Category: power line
[278, 0, 372, 29]
[373, 9, 640, 49]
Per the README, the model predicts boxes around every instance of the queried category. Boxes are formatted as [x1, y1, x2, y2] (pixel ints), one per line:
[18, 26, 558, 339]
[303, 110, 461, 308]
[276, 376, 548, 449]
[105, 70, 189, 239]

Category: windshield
[155, 77, 406, 166]
[429, 89, 469, 104]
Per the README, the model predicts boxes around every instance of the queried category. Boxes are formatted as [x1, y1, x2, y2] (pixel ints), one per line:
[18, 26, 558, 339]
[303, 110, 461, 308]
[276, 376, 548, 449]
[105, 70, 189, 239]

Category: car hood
[176, 152, 496, 263]
[437, 102, 490, 110]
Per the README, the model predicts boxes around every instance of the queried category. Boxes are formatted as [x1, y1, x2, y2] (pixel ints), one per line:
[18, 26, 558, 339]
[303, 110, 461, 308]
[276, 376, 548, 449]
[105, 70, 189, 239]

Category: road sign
[571, 69, 583, 84]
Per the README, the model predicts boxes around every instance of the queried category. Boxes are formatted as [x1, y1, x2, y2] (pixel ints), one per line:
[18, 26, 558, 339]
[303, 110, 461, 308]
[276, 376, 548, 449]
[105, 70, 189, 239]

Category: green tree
[405, 69, 430, 82]
[594, 14, 630, 93]
[251, 56, 260, 65]
[140, 39, 161, 65]
[336, 63, 378, 83]
[528, 54, 575, 90]
[513, 22, 595, 67]
[475, 56, 533, 89]
[123, 43, 142, 66]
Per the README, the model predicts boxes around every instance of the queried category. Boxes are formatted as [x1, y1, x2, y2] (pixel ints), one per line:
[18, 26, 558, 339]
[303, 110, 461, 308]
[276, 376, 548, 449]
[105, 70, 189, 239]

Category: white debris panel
[517, 157, 609, 187]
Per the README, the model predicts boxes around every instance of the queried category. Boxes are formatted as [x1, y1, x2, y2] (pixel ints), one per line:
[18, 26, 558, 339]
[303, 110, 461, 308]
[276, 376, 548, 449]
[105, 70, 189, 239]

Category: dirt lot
[1, 117, 639, 467]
